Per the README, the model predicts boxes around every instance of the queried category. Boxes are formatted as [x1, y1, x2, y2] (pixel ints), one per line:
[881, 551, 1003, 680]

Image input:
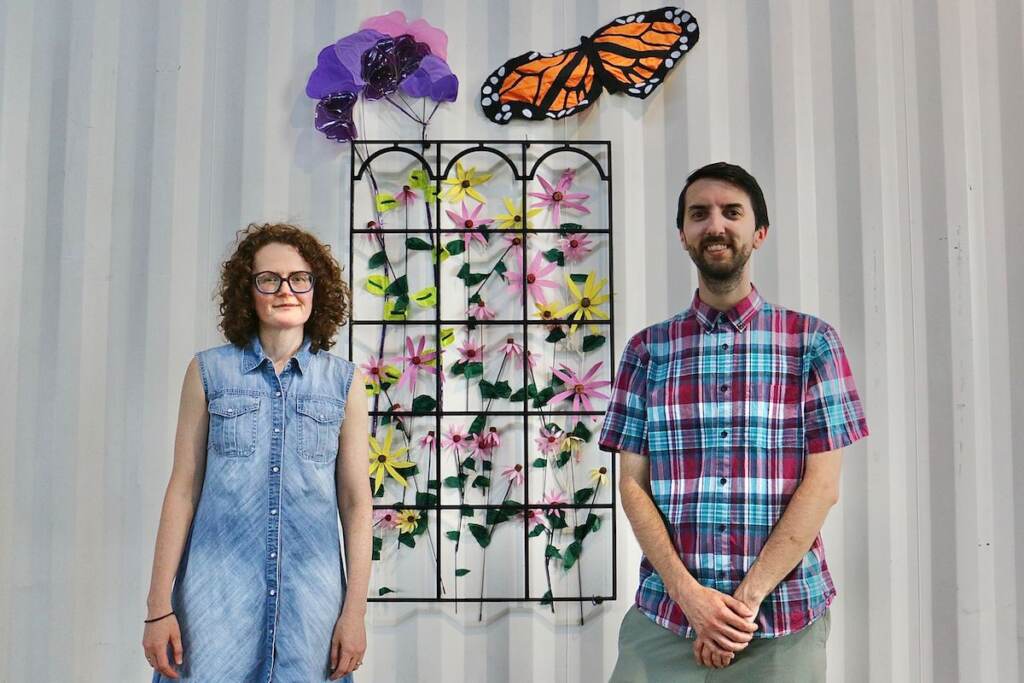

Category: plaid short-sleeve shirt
[599, 285, 868, 638]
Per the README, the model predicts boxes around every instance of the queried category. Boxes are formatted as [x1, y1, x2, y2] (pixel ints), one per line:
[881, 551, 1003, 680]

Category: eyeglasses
[252, 271, 315, 295]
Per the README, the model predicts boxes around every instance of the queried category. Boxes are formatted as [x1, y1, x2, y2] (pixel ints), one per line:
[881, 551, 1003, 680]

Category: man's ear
[753, 225, 769, 248]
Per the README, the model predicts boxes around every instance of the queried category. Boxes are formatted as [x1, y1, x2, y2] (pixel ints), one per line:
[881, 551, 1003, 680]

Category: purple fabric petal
[360, 11, 449, 59]
[393, 35, 431, 80]
[306, 44, 360, 99]
[333, 29, 387, 89]
[361, 37, 401, 100]
[314, 92, 358, 141]
[400, 55, 459, 102]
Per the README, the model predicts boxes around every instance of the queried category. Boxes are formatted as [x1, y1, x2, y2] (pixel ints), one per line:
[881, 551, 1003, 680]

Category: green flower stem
[469, 243, 516, 301]
[478, 479, 515, 621]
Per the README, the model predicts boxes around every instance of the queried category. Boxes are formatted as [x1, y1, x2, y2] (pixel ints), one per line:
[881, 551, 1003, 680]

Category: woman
[142, 223, 371, 681]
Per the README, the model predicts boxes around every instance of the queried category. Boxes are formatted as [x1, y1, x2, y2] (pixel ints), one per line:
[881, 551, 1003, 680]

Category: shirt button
[227, 408, 234, 414]
[274, 428, 280, 433]
[721, 343, 729, 350]
[272, 466, 280, 473]
[269, 589, 276, 596]
[270, 551, 277, 559]
[270, 509, 278, 515]
[720, 477, 727, 485]
[275, 391, 281, 397]
[720, 385, 728, 393]
[720, 430, 729, 438]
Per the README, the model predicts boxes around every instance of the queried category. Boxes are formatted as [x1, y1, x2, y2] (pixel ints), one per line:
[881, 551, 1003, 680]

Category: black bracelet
[144, 611, 175, 624]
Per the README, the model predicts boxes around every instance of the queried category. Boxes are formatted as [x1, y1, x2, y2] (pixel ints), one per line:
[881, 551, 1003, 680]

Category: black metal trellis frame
[348, 140, 616, 604]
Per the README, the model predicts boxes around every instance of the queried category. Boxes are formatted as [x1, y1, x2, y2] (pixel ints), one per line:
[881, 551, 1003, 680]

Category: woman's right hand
[142, 614, 184, 679]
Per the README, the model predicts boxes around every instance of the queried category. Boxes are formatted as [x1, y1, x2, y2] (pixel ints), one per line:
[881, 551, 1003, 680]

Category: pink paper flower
[360, 355, 386, 385]
[359, 10, 449, 59]
[374, 508, 400, 529]
[500, 337, 523, 358]
[521, 507, 546, 531]
[501, 231, 529, 258]
[445, 201, 493, 250]
[506, 250, 559, 304]
[558, 232, 594, 263]
[550, 362, 611, 414]
[395, 184, 419, 205]
[456, 337, 485, 363]
[468, 300, 495, 320]
[522, 349, 538, 370]
[389, 335, 438, 395]
[501, 463, 525, 487]
[418, 430, 436, 451]
[529, 170, 590, 228]
[535, 425, 562, 456]
[441, 423, 474, 457]
[542, 489, 570, 515]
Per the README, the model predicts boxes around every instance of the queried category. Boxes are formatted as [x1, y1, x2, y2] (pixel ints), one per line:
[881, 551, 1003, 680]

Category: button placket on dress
[265, 361, 289, 676]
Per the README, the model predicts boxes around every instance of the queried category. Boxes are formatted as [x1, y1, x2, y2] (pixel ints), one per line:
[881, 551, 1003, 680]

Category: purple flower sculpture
[305, 13, 459, 141]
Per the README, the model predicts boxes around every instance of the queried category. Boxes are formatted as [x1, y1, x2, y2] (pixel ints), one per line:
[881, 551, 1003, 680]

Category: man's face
[679, 178, 767, 284]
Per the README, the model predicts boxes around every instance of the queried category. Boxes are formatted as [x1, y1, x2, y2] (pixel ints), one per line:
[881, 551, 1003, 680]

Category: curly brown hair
[218, 223, 350, 352]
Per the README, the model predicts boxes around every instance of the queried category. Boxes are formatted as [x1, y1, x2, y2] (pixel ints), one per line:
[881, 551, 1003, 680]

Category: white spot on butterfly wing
[665, 10, 673, 19]
[644, 84, 654, 94]
[501, 104, 511, 112]
[671, 51, 681, 59]
[528, 52, 539, 59]
[626, 14, 636, 22]
[687, 22, 697, 32]
[681, 44, 689, 51]
[682, 13, 690, 21]
[483, 86, 492, 94]
[673, 17, 682, 25]
[502, 112, 512, 121]
[665, 59, 675, 68]
[498, 66, 506, 76]
[490, 76, 499, 84]
[482, 96, 492, 106]
[522, 109, 533, 118]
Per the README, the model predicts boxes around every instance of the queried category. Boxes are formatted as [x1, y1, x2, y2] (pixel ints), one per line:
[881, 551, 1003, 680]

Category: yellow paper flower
[556, 272, 609, 334]
[368, 426, 415, 493]
[589, 466, 609, 486]
[494, 197, 541, 230]
[534, 301, 562, 323]
[561, 435, 585, 462]
[396, 509, 421, 534]
[442, 161, 491, 203]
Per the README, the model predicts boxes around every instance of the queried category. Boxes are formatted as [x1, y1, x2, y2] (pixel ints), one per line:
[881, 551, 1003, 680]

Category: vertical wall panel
[1, 1, 1021, 681]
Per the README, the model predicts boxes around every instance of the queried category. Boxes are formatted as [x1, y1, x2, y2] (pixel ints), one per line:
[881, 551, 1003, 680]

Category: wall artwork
[349, 140, 616, 622]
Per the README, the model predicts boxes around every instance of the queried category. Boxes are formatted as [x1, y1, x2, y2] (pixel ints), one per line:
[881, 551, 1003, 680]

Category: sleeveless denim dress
[154, 336, 356, 683]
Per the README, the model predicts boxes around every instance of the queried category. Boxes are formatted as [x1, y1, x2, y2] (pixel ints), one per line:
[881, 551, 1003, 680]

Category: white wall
[1, 0, 1022, 681]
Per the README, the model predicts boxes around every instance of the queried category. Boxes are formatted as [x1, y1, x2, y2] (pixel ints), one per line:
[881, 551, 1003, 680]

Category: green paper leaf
[406, 237, 433, 250]
[529, 524, 546, 538]
[494, 260, 508, 278]
[427, 479, 440, 490]
[368, 250, 388, 269]
[411, 394, 436, 414]
[443, 476, 464, 488]
[540, 590, 553, 605]
[532, 458, 547, 468]
[556, 451, 571, 468]
[570, 273, 588, 284]
[378, 586, 395, 596]
[365, 274, 390, 296]
[468, 523, 491, 548]
[574, 487, 595, 505]
[398, 533, 416, 548]
[471, 475, 491, 489]
[415, 491, 438, 507]
[532, 386, 555, 408]
[572, 422, 593, 442]
[375, 193, 398, 212]
[463, 361, 484, 379]
[461, 505, 474, 517]
[509, 386, 527, 402]
[446, 530, 461, 541]
[455, 568, 471, 577]
[547, 513, 568, 530]
[485, 507, 510, 525]
[385, 274, 409, 297]
[446, 239, 466, 255]
[383, 299, 408, 321]
[464, 272, 488, 287]
[559, 222, 584, 234]
[481, 459, 493, 471]
[412, 286, 437, 308]
[545, 328, 566, 344]
[545, 544, 561, 559]
[409, 168, 430, 190]
[563, 540, 583, 569]
[440, 327, 456, 347]
[542, 248, 565, 266]
[468, 414, 487, 435]
[582, 334, 606, 352]
[372, 535, 383, 561]
[463, 457, 477, 471]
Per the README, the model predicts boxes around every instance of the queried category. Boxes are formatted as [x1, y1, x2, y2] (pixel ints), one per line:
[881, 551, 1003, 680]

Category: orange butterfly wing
[589, 7, 699, 98]
[479, 7, 699, 124]
[481, 46, 604, 124]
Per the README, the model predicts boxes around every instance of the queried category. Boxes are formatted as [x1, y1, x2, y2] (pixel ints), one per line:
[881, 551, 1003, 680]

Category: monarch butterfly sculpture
[480, 6, 699, 124]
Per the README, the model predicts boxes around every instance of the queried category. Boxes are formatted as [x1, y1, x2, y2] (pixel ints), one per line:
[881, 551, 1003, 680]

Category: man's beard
[685, 236, 753, 290]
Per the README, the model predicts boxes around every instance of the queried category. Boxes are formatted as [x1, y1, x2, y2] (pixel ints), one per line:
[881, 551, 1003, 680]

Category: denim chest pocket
[208, 396, 260, 458]
[296, 396, 345, 463]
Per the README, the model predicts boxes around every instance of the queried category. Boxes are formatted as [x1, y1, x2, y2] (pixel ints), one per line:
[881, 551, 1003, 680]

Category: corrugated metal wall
[1, 0, 1021, 681]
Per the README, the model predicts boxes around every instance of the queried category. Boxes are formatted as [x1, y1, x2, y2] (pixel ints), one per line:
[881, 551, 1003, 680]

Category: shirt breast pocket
[744, 383, 801, 451]
[296, 396, 345, 464]
[208, 396, 261, 458]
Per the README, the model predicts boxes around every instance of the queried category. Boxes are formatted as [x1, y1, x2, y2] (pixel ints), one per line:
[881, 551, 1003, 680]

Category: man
[599, 162, 868, 682]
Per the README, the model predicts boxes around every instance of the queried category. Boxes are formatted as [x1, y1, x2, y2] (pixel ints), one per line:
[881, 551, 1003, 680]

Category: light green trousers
[609, 606, 830, 683]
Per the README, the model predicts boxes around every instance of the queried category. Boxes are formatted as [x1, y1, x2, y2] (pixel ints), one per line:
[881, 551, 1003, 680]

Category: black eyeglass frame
[251, 271, 316, 295]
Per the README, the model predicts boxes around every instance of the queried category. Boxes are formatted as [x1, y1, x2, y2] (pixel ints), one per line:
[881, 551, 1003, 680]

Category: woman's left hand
[329, 609, 366, 680]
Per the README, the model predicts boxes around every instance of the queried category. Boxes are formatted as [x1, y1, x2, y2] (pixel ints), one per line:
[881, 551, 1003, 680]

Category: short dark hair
[675, 162, 770, 231]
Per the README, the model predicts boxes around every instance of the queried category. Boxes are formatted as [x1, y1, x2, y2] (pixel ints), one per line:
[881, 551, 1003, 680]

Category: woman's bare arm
[146, 358, 209, 615]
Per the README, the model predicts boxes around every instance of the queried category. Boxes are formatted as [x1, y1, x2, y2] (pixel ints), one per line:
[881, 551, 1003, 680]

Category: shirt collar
[688, 284, 764, 333]
[241, 335, 313, 374]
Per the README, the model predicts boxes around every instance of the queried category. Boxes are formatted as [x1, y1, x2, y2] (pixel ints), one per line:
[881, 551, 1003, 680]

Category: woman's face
[251, 242, 315, 332]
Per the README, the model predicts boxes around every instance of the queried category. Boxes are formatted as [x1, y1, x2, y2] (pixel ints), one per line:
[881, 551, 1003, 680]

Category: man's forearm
[735, 479, 837, 607]
[619, 476, 700, 601]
